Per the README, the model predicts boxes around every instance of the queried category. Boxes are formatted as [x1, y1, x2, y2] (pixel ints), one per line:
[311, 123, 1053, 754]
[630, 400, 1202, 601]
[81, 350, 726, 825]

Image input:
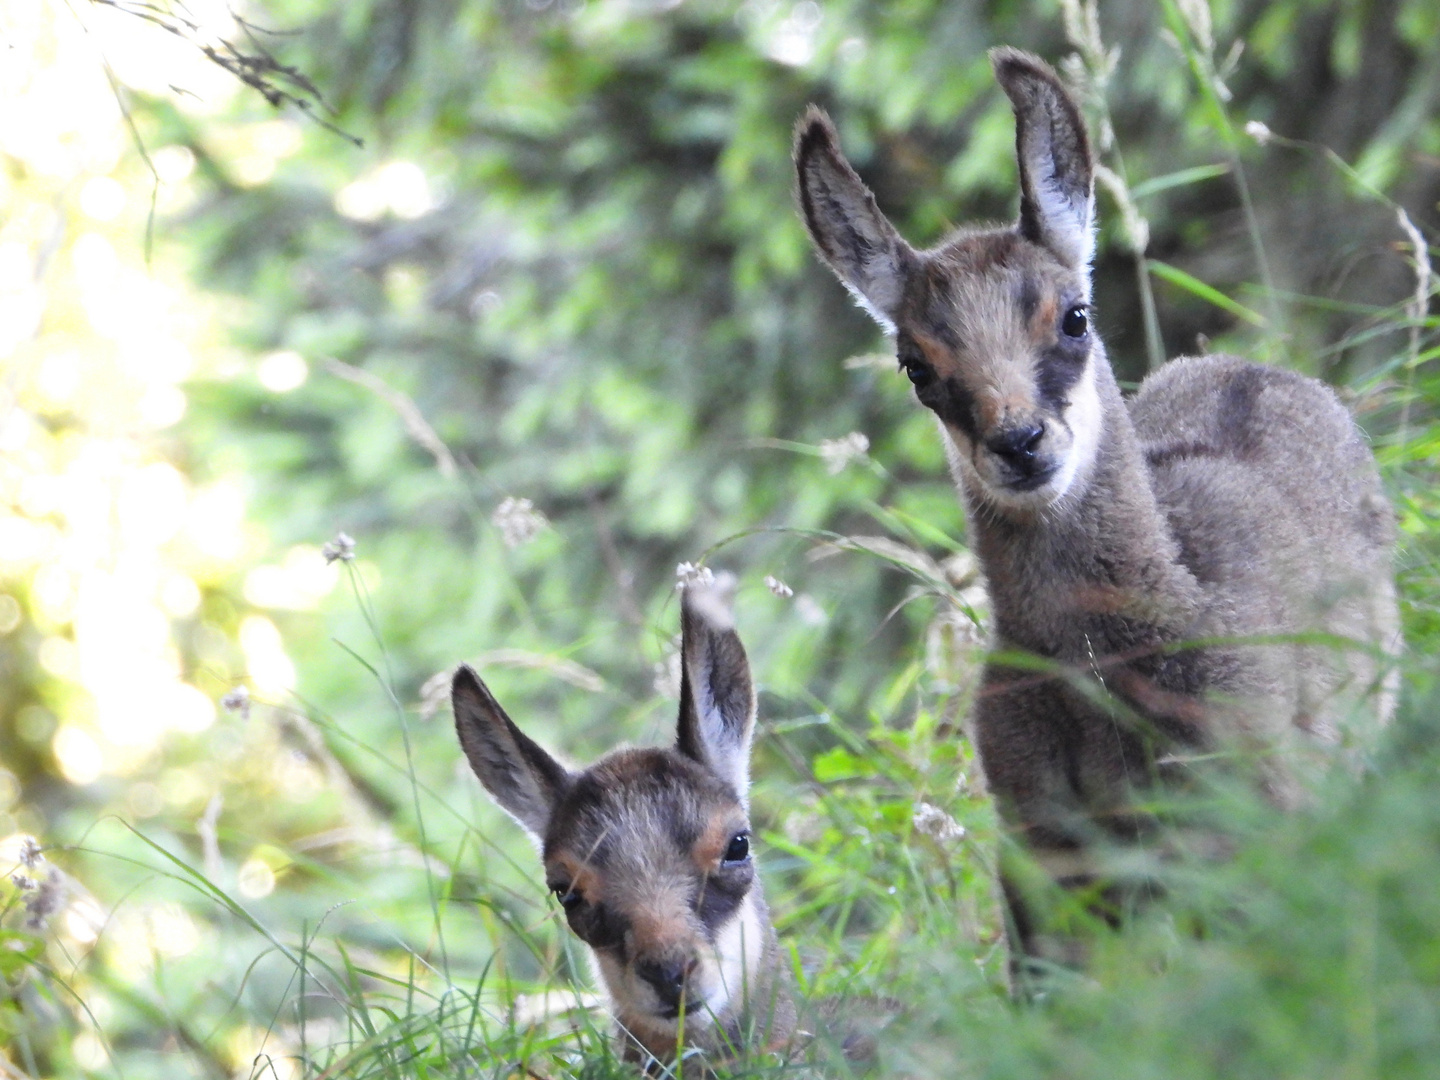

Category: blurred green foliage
[3, 0, 1439, 1076]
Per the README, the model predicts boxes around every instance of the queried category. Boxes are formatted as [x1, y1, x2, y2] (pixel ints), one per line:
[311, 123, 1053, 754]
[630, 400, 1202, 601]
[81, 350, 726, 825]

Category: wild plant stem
[1227, 147, 1285, 353]
[346, 565, 451, 978]
[1136, 256, 1166, 367]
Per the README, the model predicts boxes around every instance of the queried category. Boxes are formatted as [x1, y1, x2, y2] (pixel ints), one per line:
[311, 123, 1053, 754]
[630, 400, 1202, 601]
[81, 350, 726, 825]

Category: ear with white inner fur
[991, 47, 1095, 274]
[793, 106, 914, 333]
[452, 664, 570, 840]
[675, 573, 756, 804]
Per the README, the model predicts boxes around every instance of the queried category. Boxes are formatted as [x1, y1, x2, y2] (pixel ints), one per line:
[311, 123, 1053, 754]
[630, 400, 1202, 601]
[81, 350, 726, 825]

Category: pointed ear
[991, 47, 1095, 273]
[794, 106, 913, 333]
[675, 573, 756, 803]
[452, 664, 570, 840]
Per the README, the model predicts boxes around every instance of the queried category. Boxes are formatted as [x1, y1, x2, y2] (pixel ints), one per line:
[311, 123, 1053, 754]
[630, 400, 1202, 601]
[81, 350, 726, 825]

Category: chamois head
[796, 48, 1103, 514]
[452, 575, 787, 1061]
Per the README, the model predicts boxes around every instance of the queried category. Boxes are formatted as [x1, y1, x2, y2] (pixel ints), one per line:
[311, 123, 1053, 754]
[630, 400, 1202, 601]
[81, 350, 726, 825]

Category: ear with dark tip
[990, 47, 1095, 273]
[675, 573, 756, 803]
[452, 664, 570, 840]
[793, 106, 914, 332]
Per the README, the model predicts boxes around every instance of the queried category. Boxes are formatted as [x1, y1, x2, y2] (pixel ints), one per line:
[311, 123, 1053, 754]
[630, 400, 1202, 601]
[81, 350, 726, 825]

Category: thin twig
[323, 357, 458, 478]
[1394, 208, 1433, 450]
[82, 0, 362, 146]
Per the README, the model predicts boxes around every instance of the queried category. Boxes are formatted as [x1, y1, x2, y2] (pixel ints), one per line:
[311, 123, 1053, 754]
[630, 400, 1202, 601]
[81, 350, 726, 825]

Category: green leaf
[1129, 163, 1231, 200]
[1147, 259, 1270, 327]
[0, 929, 43, 977]
[812, 746, 867, 783]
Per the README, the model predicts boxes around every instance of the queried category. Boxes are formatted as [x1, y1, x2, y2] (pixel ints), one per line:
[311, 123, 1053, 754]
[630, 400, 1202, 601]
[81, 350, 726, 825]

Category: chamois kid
[451, 576, 794, 1067]
[795, 49, 1399, 952]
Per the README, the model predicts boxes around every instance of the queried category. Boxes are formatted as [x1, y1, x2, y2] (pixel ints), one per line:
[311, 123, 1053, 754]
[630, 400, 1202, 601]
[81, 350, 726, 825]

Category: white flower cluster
[818, 431, 869, 474]
[764, 575, 793, 598]
[493, 497, 547, 549]
[322, 531, 356, 564]
[674, 562, 715, 590]
[912, 801, 966, 843]
[1244, 120, 1272, 146]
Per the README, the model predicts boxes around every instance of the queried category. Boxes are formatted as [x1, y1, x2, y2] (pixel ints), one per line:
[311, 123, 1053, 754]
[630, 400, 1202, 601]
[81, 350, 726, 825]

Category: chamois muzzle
[638, 956, 698, 1015]
[987, 421, 1050, 484]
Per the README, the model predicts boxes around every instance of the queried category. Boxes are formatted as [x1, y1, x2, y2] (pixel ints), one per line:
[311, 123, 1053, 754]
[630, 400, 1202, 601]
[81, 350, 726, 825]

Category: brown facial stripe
[1029, 294, 1059, 342]
[691, 809, 746, 872]
[546, 854, 628, 952]
[547, 854, 602, 902]
[908, 329, 957, 380]
[900, 328, 981, 444]
[690, 809, 753, 939]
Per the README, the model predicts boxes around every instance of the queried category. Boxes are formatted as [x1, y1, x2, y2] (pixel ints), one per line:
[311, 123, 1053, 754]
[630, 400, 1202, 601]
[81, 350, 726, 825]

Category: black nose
[986, 422, 1045, 471]
[637, 958, 694, 1009]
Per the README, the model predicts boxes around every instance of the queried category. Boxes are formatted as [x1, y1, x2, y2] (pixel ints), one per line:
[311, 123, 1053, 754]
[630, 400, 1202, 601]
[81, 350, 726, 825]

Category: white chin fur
[946, 362, 1102, 513]
[705, 892, 765, 1018]
[598, 893, 765, 1032]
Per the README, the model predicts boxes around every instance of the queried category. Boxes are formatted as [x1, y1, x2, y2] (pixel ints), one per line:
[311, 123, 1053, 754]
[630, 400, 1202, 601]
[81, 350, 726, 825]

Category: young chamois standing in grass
[795, 48, 1399, 956]
[451, 575, 794, 1068]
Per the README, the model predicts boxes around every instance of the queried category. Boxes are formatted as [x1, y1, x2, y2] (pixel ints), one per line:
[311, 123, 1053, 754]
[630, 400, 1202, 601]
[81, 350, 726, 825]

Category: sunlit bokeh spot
[102, 902, 205, 982]
[138, 384, 187, 428]
[244, 545, 339, 611]
[64, 894, 107, 947]
[376, 161, 435, 219]
[165, 683, 217, 735]
[334, 175, 386, 222]
[160, 767, 204, 809]
[38, 636, 80, 679]
[53, 725, 104, 785]
[185, 481, 248, 562]
[257, 349, 308, 392]
[151, 144, 196, 184]
[147, 902, 201, 957]
[159, 572, 201, 617]
[36, 349, 82, 405]
[225, 1027, 300, 1080]
[32, 565, 76, 625]
[79, 175, 126, 222]
[0, 593, 23, 633]
[0, 517, 54, 566]
[72, 1033, 107, 1071]
[72, 231, 118, 291]
[336, 160, 435, 221]
[239, 614, 297, 695]
[237, 857, 276, 899]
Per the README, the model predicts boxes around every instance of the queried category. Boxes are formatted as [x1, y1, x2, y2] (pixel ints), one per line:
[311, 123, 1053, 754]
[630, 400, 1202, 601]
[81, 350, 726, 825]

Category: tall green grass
[5, 7, 1438, 1079]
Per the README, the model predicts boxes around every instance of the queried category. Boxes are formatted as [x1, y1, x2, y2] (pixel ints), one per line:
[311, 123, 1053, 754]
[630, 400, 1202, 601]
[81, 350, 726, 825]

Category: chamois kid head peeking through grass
[451, 574, 794, 1068]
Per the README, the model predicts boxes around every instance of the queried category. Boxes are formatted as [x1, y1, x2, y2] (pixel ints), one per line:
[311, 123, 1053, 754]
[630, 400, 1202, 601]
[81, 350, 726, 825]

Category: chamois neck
[960, 363, 1202, 657]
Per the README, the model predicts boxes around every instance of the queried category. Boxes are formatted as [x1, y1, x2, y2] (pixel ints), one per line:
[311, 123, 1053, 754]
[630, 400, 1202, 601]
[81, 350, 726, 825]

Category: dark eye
[722, 832, 751, 865]
[1062, 306, 1088, 338]
[897, 350, 934, 389]
[552, 884, 581, 910]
